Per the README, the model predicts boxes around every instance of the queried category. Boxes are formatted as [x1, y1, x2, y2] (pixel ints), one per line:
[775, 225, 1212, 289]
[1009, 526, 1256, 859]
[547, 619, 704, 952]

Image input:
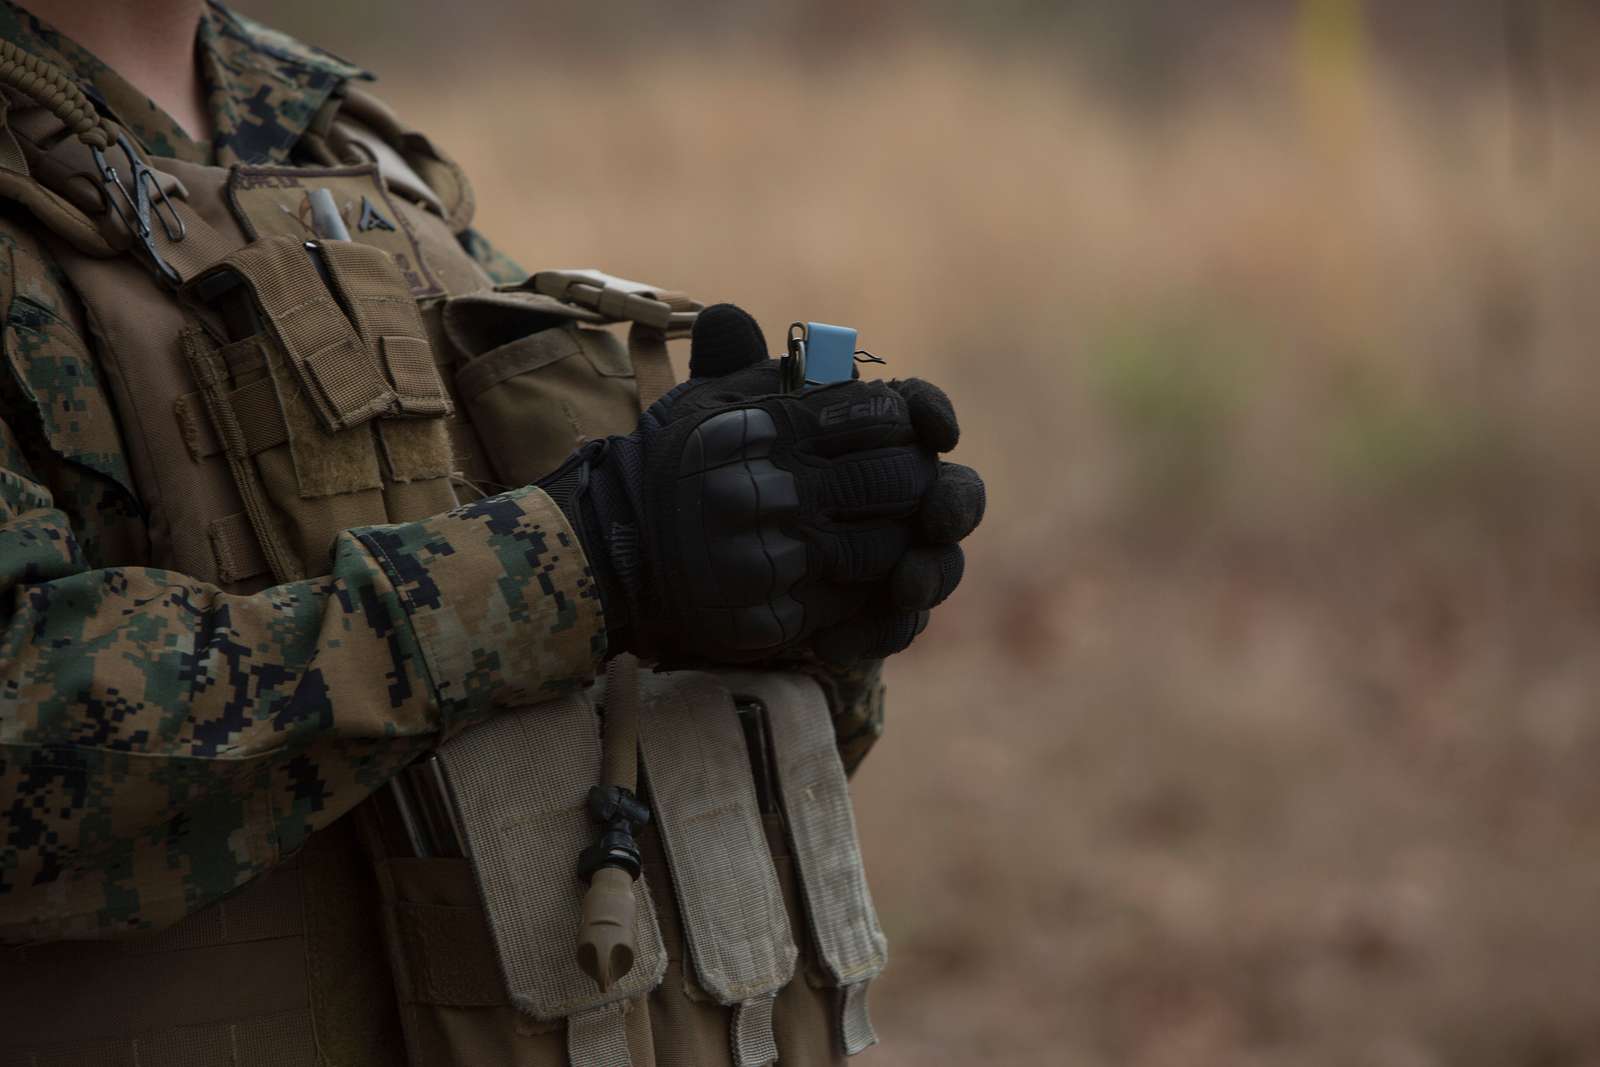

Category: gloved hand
[539, 304, 985, 664]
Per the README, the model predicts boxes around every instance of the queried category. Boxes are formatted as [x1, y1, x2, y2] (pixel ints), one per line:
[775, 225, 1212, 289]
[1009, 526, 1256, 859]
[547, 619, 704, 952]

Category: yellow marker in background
[1295, 0, 1370, 158]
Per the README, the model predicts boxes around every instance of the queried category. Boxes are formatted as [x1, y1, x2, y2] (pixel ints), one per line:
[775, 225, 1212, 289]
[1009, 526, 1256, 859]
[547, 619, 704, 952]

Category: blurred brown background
[234, 2, 1600, 1064]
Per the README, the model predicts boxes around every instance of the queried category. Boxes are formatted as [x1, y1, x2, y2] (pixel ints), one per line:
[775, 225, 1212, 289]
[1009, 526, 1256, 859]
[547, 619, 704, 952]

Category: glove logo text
[819, 395, 900, 427]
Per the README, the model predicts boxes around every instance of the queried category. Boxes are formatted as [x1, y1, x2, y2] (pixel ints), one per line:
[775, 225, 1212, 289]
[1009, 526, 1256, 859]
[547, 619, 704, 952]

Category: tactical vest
[0, 70, 885, 1067]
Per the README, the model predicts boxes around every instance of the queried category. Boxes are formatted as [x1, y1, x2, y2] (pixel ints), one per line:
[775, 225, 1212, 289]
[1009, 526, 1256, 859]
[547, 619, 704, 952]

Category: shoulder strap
[329, 87, 476, 235]
[0, 43, 129, 258]
[0, 94, 118, 258]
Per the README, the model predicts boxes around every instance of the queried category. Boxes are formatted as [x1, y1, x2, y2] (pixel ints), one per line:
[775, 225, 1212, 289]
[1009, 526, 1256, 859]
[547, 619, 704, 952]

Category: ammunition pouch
[444, 271, 697, 487]
[181, 233, 458, 578]
[359, 669, 885, 1066]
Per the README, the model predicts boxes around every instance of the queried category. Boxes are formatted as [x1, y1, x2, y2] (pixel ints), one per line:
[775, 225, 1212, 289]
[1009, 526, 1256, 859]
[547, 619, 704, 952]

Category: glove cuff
[538, 443, 639, 650]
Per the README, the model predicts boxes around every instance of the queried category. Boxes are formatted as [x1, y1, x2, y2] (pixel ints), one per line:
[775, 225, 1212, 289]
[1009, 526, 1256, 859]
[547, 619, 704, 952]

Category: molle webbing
[0, 867, 314, 1066]
[0, 820, 402, 1067]
[183, 233, 458, 579]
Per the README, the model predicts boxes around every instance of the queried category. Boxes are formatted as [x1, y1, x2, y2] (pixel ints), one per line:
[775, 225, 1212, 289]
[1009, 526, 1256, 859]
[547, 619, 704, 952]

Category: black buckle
[90, 132, 185, 287]
[576, 784, 650, 882]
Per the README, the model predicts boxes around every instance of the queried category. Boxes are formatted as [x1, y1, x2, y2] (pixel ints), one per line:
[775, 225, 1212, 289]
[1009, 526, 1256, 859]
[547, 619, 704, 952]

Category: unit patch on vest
[225, 164, 444, 298]
[357, 196, 396, 233]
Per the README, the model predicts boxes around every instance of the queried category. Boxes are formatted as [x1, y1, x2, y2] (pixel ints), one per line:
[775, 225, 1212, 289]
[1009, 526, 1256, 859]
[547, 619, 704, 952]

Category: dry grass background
[244, 5, 1600, 1063]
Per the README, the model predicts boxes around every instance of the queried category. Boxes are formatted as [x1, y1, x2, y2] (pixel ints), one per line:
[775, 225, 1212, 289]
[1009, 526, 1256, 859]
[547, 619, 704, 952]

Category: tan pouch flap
[720, 671, 889, 1057]
[637, 671, 798, 1007]
[442, 289, 608, 359]
[435, 690, 667, 1022]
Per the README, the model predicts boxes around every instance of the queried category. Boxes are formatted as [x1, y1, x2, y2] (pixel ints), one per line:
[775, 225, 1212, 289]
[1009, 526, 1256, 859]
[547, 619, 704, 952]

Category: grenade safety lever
[781, 320, 882, 392]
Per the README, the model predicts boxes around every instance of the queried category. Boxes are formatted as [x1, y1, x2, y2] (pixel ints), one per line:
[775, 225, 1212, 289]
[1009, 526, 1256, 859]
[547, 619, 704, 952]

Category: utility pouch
[370, 671, 881, 1067]
[355, 816, 625, 1067]
[635, 672, 798, 1067]
[719, 673, 889, 1056]
[360, 691, 667, 1066]
[447, 295, 640, 487]
[444, 271, 699, 486]
[180, 234, 458, 578]
[632, 671, 883, 1065]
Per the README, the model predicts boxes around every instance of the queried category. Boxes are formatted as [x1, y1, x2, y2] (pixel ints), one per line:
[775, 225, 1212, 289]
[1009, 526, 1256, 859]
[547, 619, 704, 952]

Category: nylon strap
[175, 379, 288, 461]
[435, 690, 666, 1022]
[0, 92, 30, 175]
[721, 671, 889, 1057]
[637, 671, 795, 1065]
[628, 322, 677, 412]
[141, 183, 237, 284]
[179, 328, 305, 582]
[840, 981, 878, 1056]
[231, 377, 290, 454]
[208, 511, 269, 584]
[317, 239, 452, 418]
[566, 1003, 634, 1067]
[41, 122, 239, 282]
[730, 994, 781, 1067]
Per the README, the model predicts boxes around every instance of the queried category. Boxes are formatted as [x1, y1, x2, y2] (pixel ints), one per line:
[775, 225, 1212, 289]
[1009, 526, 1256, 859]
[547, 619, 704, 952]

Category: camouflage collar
[0, 1, 370, 166]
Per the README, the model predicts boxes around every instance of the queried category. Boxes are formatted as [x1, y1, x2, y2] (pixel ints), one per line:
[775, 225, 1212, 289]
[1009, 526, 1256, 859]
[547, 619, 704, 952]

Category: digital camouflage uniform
[0, 0, 883, 956]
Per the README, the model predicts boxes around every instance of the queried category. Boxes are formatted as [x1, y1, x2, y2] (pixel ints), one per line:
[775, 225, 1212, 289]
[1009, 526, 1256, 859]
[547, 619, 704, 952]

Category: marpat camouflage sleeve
[0, 452, 603, 943]
[458, 226, 528, 286]
[0, 224, 605, 941]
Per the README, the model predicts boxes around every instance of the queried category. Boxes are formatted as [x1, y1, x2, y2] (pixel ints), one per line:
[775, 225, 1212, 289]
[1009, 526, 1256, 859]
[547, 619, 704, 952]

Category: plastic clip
[577, 784, 650, 881]
[782, 322, 808, 393]
[91, 132, 185, 287]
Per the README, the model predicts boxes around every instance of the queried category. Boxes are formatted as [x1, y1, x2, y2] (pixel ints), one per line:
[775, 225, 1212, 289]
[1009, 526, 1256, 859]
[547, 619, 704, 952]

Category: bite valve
[577, 866, 638, 992]
[575, 784, 650, 991]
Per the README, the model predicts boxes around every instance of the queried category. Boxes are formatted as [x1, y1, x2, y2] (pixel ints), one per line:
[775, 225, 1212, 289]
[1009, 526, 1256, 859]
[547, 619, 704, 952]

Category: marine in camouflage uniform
[0, 3, 967, 1063]
[0, 0, 618, 942]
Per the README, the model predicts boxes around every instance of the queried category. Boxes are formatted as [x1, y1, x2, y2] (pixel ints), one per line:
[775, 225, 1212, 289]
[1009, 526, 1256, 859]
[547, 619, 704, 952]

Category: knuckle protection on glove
[920, 461, 987, 544]
[653, 406, 806, 656]
[813, 523, 913, 583]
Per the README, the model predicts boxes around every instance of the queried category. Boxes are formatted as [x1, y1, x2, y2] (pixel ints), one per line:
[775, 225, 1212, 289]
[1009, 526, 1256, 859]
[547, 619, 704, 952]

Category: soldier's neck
[28, 0, 213, 145]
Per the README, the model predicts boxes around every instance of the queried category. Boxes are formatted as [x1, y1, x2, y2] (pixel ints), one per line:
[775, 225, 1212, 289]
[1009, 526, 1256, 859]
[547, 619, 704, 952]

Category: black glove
[539, 304, 985, 663]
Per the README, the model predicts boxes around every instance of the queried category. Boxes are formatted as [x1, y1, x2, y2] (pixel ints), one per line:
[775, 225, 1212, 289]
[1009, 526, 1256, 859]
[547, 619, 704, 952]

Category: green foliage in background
[1323, 374, 1498, 505]
[1090, 316, 1250, 513]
